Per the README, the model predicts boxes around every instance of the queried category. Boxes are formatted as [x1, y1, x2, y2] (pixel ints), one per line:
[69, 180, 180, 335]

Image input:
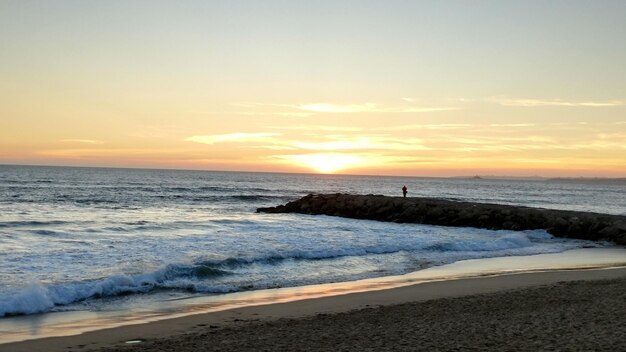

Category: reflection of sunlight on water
[27, 313, 44, 337]
[2, 248, 625, 344]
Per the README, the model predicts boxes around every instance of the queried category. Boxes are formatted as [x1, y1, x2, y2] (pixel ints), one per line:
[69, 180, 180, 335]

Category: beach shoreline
[2, 248, 626, 352]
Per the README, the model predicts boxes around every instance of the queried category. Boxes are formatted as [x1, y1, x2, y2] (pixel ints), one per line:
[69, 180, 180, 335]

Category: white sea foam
[437, 232, 533, 251]
[1, 283, 55, 316]
[0, 227, 598, 317]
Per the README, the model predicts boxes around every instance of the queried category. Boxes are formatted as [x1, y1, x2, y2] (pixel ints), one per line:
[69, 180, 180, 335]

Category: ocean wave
[0, 220, 72, 228]
[0, 229, 587, 317]
[0, 184, 288, 206]
[197, 186, 275, 193]
[228, 195, 280, 201]
[163, 230, 559, 269]
[0, 251, 361, 317]
[0, 263, 232, 317]
[425, 232, 533, 252]
[30, 229, 68, 236]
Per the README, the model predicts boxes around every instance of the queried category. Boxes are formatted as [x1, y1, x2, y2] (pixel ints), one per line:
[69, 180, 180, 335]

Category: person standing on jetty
[402, 185, 407, 197]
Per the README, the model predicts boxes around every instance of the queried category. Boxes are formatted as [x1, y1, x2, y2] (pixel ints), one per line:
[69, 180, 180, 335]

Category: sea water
[1, 165, 625, 318]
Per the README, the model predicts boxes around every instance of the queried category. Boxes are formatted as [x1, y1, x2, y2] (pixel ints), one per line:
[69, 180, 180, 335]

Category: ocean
[1, 165, 625, 319]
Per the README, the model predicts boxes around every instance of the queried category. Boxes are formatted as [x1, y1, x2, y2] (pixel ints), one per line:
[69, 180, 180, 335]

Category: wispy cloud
[491, 97, 624, 107]
[272, 112, 315, 117]
[289, 137, 430, 152]
[488, 123, 536, 127]
[292, 103, 459, 113]
[233, 102, 460, 114]
[374, 123, 472, 131]
[38, 148, 174, 158]
[181, 120, 626, 174]
[296, 103, 375, 113]
[186, 133, 281, 145]
[290, 140, 373, 151]
[246, 145, 298, 151]
[270, 125, 362, 132]
[60, 139, 104, 144]
[186, 131, 432, 153]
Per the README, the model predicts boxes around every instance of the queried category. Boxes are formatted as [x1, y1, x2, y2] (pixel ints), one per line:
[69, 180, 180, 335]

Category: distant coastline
[451, 175, 626, 183]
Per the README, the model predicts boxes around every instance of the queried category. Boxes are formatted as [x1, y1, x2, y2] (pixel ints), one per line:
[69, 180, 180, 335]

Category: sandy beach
[3, 266, 626, 352]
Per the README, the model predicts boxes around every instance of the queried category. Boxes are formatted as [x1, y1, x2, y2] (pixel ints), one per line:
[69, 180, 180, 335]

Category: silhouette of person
[402, 185, 407, 197]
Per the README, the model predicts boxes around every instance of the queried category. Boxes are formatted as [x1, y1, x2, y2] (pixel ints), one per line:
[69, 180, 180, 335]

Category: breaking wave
[0, 263, 232, 317]
[0, 229, 593, 317]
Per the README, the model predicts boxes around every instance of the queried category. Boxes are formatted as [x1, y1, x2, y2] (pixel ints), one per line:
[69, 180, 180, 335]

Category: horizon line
[1, 163, 625, 181]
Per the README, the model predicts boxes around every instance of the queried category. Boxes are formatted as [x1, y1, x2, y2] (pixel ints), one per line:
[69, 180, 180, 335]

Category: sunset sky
[1, 0, 625, 176]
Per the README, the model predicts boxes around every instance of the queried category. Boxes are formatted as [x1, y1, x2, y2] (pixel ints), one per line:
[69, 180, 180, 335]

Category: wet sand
[3, 266, 626, 352]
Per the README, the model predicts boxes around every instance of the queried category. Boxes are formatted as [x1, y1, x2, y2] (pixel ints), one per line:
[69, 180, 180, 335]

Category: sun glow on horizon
[278, 153, 365, 174]
[1, 2, 625, 177]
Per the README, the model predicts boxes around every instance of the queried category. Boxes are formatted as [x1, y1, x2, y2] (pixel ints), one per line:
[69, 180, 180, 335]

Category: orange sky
[1, 1, 625, 177]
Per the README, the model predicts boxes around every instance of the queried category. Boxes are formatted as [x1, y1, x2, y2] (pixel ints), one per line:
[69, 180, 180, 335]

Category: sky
[1, 0, 625, 177]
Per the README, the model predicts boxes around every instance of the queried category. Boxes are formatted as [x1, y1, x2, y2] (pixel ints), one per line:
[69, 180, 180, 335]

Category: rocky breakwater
[257, 193, 626, 245]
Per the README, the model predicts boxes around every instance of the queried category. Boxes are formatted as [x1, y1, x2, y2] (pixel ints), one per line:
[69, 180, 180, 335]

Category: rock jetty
[257, 193, 626, 245]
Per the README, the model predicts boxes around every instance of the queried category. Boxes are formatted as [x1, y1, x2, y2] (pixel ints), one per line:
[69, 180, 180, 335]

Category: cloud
[488, 123, 536, 127]
[297, 103, 373, 113]
[186, 131, 433, 154]
[375, 124, 472, 131]
[208, 96, 604, 117]
[246, 145, 298, 151]
[272, 112, 315, 117]
[270, 125, 362, 132]
[234, 102, 460, 114]
[491, 97, 624, 107]
[37, 148, 173, 158]
[291, 103, 459, 113]
[60, 139, 104, 144]
[186, 133, 281, 145]
[286, 136, 431, 152]
[290, 139, 375, 151]
[182, 121, 625, 174]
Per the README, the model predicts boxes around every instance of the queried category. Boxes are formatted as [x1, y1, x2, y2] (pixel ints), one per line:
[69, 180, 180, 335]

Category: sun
[285, 153, 364, 174]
